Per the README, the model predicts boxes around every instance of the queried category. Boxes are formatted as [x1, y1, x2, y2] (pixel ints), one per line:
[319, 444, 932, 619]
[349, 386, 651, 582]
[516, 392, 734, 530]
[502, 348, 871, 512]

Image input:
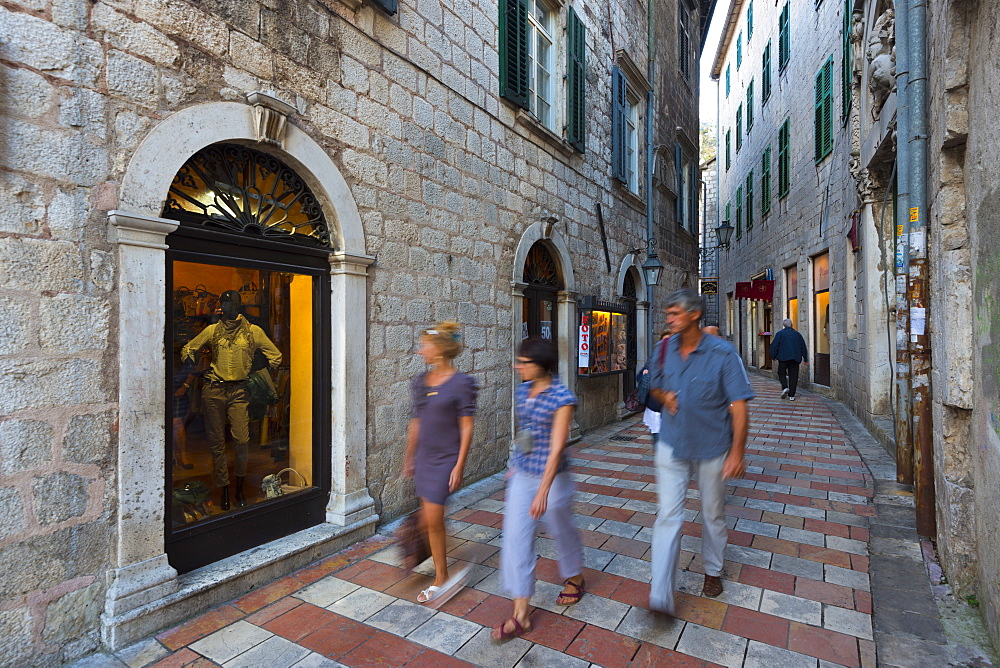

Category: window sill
[617, 182, 646, 211]
[514, 108, 577, 158]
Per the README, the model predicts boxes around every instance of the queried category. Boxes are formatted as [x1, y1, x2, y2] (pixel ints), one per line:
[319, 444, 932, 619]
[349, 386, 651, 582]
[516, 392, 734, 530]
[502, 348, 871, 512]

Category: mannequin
[182, 290, 281, 510]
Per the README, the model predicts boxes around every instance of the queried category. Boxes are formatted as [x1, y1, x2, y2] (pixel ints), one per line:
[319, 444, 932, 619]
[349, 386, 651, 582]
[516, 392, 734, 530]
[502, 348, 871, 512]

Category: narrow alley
[82, 377, 972, 667]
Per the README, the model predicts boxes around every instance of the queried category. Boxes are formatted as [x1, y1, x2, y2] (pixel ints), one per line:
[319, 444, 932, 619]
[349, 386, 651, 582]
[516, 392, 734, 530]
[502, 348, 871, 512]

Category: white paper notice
[578, 324, 590, 366]
[911, 307, 927, 336]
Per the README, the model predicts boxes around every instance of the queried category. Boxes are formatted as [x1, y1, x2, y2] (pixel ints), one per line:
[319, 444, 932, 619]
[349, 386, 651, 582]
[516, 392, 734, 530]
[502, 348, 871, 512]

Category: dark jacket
[770, 327, 809, 363]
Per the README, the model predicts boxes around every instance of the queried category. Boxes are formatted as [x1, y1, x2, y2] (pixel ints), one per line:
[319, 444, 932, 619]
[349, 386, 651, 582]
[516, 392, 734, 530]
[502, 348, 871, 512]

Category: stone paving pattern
[81, 377, 962, 667]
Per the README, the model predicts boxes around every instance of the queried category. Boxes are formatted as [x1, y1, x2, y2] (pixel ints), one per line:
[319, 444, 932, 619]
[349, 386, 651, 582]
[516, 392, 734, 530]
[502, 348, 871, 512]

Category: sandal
[491, 616, 529, 642]
[416, 586, 440, 603]
[556, 577, 586, 605]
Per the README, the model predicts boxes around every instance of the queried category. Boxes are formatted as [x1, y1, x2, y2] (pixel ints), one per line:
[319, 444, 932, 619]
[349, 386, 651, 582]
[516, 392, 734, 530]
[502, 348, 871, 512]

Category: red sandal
[556, 577, 586, 605]
[491, 616, 529, 642]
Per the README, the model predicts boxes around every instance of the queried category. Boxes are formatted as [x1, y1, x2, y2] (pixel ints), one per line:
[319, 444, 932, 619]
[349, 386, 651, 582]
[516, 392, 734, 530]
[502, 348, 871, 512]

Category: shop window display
[578, 298, 629, 376]
[163, 142, 332, 572]
[169, 260, 315, 525]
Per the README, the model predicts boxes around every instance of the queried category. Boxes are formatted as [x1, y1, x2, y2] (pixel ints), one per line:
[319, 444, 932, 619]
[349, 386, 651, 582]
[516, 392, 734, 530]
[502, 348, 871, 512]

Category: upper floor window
[726, 64, 731, 97]
[613, 56, 650, 195]
[500, 0, 586, 149]
[814, 56, 834, 162]
[679, 5, 692, 80]
[746, 80, 754, 131]
[736, 104, 743, 152]
[779, 117, 791, 198]
[779, 2, 790, 71]
[762, 41, 772, 103]
[736, 32, 743, 69]
[747, 0, 754, 40]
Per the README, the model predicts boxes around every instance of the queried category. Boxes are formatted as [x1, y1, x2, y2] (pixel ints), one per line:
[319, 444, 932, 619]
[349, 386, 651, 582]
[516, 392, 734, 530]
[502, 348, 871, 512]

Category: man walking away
[648, 289, 754, 613]
[769, 319, 809, 401]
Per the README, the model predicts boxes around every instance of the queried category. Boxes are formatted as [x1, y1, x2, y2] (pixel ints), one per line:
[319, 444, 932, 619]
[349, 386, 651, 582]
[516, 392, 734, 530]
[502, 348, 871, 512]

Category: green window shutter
[747, 80, 754, 131]
[725, 130, 731, 170]
[746, 170, 754, 230]
[761, 144, 772, 214]
[814, 68, 823, 161]
[372, 0, 397, 14]
[762, 42, 771, 102]
[612, 66, 628, 183]
[736, 185, 743, 240]
[748, 1, 754, 40]
[726, 201, 732, 225]
[842, 0, 852, 118]
[726, 65, 730, 97]
[737, 33, 743, 69]
[823, 57, 834, 156]
[679, 7, 691, 79]
[689, 162, 698, 232]
[779, 118, 790, 198]
[779, 2, 790, 71]
[736, 105, 743, 151]
[499, 0, 529, 109]
[566, 7, 586, 152]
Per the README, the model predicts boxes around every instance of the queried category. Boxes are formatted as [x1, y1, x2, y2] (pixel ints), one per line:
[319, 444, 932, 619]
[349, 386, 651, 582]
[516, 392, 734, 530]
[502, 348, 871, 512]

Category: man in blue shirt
[769, 319, 809, 400]
[648, 289, 754, 612]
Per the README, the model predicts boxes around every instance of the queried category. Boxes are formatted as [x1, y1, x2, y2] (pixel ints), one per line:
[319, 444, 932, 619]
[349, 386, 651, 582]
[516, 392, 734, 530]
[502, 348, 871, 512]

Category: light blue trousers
[650, 442, 728, 614]
[500, 470, 583, 599]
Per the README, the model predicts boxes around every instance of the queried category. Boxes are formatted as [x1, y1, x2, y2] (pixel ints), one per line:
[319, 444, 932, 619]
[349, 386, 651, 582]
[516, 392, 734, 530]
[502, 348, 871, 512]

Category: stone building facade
[0, 0, 708, 662]
[710, 0, 876, 417]
[709, 0, 1000, 650]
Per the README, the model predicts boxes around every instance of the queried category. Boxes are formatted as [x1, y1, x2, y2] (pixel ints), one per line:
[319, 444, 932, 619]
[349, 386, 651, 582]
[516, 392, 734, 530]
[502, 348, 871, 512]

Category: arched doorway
[521, 242, 563, 342]
[162, 143, 334, 572]
[622, 269, 639, 399]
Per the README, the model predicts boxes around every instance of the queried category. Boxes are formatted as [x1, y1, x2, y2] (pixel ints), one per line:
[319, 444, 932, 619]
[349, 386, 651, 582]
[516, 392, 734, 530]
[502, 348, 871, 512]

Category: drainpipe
[893, 0, 913, 485]
[905, 0, 935, 537]
[645, 3, 655, 357]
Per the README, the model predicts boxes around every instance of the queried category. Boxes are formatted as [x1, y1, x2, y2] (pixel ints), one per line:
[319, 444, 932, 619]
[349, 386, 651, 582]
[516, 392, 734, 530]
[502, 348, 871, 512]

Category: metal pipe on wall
[905, 0, 935, 537]
[893, 0, 914, 485]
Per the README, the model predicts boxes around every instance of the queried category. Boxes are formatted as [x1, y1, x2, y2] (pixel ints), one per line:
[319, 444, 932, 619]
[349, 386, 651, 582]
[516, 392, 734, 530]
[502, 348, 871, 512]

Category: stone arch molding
[512, 221, 576, 291]
[616, 253, 649, 296]
[104, 100, 376, 649]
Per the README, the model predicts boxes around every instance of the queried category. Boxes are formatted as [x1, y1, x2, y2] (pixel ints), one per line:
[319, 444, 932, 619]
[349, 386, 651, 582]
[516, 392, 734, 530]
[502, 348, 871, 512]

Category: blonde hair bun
[424, 321, 463, 360]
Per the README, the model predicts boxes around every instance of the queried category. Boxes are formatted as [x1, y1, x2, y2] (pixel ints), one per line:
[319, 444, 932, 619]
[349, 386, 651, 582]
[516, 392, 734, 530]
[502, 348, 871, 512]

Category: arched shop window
[521, 242, 563, 341]
[162, 143, 333, 573]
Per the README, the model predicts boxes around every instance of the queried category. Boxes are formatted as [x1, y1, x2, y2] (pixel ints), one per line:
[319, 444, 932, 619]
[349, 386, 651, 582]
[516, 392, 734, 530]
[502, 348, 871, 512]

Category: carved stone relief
[867, 4, 896, 119]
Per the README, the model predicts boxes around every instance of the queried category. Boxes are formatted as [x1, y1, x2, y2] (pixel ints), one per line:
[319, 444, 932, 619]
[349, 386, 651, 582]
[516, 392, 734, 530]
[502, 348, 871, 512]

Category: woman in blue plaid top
[492, 337, 584, 642]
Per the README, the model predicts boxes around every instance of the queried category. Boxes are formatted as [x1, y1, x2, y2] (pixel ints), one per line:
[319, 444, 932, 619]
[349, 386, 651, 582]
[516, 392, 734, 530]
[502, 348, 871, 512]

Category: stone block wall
[0, 0, 701, 661]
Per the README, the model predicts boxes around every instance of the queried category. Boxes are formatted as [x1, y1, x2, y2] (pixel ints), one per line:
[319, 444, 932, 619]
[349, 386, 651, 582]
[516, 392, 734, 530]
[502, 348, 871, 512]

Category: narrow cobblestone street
[84, 376, 969, 667]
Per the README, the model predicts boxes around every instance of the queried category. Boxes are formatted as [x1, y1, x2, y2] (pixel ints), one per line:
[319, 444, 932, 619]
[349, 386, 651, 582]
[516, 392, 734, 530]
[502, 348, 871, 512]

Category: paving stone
[826, 535, 868, 555]
[744, 640, 819, 667]
[515, 643, 590, 667]
[825, 510, 869, 528]
[735, 519, 780, 538]
[326, 587, 394, 621]
[290, 653, 346, 667]
[759, 591, 822, 626]
[874, 632, 950, 667]
[406, 611, 480, 655]
[223, 635, 311, 668]
[595, 519, 641, 539]
[455, 627, 530, 667]
[454, 523, 502, 543]
[724, 545, 773, 569]
[743, 498, 786, 513]
[781, 505, 827, 520]
[562, 592, 630, 630]
[675, 623, 748, 668]
[614, 605, 684, 648]
[364, 600, 436, 636]
[115, 637, 169, 667]
[189, 621, 272, 665]
[824, 564, 870, 591]
[603, 554, 651, 583]
[295, 577, 359, 608]
[822, 604, 873, 640]
[770, 553, 825, 580]
[777, 527, 827, 547]
[713, 579, 763, 611]
[581, 546, 615, 570]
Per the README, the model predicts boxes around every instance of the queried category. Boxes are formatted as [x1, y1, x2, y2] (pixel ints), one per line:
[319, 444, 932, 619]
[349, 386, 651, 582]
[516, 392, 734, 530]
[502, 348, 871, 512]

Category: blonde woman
[403, 322, 478, 604]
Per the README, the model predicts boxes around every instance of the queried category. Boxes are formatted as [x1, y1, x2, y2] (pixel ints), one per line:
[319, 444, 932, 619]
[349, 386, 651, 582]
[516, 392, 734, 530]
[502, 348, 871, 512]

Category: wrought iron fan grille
[524, 243, 562, 289]
[162, 143, 332, 248]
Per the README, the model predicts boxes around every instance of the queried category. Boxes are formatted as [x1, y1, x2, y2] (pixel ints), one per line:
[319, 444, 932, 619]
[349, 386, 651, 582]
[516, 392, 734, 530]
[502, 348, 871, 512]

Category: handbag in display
[261, 468, 307, 499]
[193, 284, 219, 316]
[171, 480, 211, 523]
[239, 281, 263, 306]
[396, 511, 430, 571]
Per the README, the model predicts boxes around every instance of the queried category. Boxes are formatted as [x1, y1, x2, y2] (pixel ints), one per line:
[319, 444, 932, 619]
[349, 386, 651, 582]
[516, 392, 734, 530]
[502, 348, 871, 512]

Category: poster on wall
[578, 316, 590, 368]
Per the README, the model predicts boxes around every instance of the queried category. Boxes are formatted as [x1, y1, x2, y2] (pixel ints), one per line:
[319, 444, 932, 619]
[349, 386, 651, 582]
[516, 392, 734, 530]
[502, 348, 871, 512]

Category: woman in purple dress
[403, 321, 478, 604]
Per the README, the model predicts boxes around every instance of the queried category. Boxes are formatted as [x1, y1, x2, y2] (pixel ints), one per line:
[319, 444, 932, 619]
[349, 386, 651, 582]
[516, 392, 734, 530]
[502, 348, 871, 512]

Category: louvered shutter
[814, 68, 824, 161]
[674, 142, 683, 221]
[747, 81, 754, 130]
[689, 162, 698, 233]
[842, 0, 852, 118]
[762, 42, 771, 101]
[746, 170, 754, 229]
[499, 0, 529, 109]
[761, 145, 771, 214]
[822, 58, 834, 155]
[779, 119, 790, 197]
[612, 66, 628, 183]
[779, 3, 789, 70]
[736, 186, 743, 239]
[725, 130, 731, 170]
[371, 0, 397, 15]
[566, 7, 586, 152]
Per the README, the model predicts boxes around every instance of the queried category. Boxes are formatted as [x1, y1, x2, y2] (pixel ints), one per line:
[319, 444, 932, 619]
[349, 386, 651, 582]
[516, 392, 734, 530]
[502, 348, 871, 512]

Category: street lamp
[641, 242, 664, 287]
[715, 220, 734, 249]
